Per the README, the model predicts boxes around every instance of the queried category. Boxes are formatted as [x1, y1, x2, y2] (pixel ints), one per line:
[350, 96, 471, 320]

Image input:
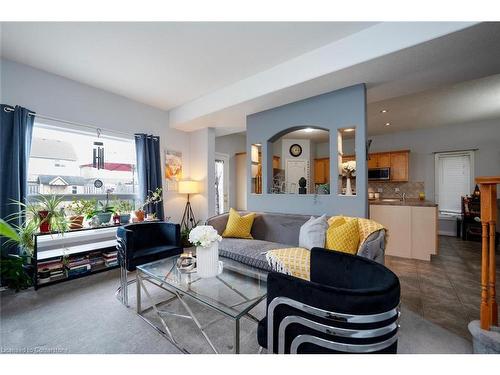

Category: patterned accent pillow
[325, 218, 360, 254]
[222, 208, 255, 239]
[265, 247, 310, 281]
[327, 216, 384, 250]
[299, 215, 328, 250]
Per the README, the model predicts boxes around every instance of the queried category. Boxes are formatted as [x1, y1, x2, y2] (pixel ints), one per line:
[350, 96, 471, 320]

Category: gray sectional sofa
[206, 211, 386, 272]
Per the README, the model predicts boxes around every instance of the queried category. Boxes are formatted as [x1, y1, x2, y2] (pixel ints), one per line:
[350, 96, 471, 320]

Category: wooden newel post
[476, 176, 499, 330]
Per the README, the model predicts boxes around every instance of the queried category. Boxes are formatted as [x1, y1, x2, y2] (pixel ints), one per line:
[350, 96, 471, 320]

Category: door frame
[215, 152, 230, 214]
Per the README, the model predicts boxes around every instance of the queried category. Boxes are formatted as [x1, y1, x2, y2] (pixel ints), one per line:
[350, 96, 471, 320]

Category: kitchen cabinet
[316, 149, 409, 183]
[389, 151, 409, 182]
[314, 158, 329, 184]
[368, 153, 391, 168]
[370, 203, 438, 261]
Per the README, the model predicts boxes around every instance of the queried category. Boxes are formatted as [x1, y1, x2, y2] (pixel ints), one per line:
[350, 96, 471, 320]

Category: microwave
[368, 167, 391, 181]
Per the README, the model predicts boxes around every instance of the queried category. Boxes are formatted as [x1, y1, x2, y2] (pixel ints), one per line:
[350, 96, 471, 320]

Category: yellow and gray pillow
[222, 208, 255, 239]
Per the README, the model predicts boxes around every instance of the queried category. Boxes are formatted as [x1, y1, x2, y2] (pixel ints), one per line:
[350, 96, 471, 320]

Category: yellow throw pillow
[222, 208, 255, 239]
[325, 218, 360, 254]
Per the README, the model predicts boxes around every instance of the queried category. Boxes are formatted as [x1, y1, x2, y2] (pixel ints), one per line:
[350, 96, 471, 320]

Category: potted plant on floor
[0, 218, 38, 291]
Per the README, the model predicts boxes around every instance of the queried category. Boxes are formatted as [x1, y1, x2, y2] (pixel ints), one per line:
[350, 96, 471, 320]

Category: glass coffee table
[136, 255, 267, 354]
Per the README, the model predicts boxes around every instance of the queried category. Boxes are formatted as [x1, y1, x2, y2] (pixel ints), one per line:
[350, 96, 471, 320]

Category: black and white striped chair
[257, 248, 400, 354]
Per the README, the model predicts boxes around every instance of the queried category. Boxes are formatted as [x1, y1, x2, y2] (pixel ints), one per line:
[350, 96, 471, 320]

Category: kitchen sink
[380, 198, 400, 202]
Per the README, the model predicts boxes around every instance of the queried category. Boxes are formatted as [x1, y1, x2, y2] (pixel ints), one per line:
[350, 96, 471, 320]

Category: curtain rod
[3, 105, 135, 138]
[432, 148, 479, 154]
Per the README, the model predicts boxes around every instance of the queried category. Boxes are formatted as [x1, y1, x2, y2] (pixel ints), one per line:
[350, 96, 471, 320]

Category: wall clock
[289, 144, 302, 157]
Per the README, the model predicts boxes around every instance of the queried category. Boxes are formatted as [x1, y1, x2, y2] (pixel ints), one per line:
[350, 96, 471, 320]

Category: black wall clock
[289, 144, 302, 157]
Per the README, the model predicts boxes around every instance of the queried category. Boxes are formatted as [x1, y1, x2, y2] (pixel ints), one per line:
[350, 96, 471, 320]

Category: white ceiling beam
[169, 22, 477, 130]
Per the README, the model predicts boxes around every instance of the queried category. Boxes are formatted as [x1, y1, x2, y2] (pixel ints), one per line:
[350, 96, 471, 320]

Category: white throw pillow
[299, 215, 328, 250]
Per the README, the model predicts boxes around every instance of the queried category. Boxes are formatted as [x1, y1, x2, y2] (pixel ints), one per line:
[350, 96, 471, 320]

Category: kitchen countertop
[369, 198, 438, 207]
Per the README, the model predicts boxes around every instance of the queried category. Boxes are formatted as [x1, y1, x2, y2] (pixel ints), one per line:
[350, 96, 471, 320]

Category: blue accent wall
[246, 84, 368, 217]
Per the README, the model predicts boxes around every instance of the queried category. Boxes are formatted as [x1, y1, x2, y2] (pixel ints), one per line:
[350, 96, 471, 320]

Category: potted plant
[114, 200, 133, 224]
[135, 188, 163, 222]
[17, 195, 68, 234]
[66, 199, 94, 229]
[341, 160, 356, 196]
[188, 225, 222, 278]
[0, 218, 37, 291]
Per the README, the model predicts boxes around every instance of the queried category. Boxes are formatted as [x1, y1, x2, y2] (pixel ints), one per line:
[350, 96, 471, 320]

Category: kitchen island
[370, 198, 438, 261]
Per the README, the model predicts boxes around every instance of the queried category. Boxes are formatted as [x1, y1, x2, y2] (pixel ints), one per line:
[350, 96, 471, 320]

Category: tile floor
[385, 235, 500, 340]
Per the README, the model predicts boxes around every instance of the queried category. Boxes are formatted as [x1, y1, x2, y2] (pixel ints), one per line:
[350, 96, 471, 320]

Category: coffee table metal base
[136, 271, 263, 354]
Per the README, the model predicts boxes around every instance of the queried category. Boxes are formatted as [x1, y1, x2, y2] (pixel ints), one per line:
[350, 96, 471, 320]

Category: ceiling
[368, 73, 500, 135]
[189, 22, 500, 136]
[0, 22, 375, 110]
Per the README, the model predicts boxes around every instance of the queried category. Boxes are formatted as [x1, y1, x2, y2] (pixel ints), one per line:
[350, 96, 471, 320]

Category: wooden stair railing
[476, 176, 499, 330]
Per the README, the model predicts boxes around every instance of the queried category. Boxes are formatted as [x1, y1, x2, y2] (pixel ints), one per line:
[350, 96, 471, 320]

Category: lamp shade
[178, 180, 199, 194]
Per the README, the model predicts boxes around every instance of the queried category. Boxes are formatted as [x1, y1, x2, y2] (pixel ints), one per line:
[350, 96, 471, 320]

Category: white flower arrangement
[188, 225, 222, 248]
[341, 160, 356, 178]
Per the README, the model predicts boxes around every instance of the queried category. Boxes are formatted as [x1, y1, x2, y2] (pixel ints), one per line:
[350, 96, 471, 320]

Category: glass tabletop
[137, 255, 268, 319]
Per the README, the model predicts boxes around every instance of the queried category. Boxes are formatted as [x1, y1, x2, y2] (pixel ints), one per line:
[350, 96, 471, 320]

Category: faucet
[395, 190, 406, 201]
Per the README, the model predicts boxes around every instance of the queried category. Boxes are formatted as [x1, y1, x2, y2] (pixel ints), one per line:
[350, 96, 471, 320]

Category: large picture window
[28, 122, 138, 204]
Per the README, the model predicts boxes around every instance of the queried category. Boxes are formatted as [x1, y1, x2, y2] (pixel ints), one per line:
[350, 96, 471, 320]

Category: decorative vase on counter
[196, 242, 220, 278]
[345, 177, 353, 196]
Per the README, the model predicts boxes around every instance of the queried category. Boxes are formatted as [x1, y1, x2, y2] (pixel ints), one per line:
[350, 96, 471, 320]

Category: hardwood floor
[385, 235, 500, 340]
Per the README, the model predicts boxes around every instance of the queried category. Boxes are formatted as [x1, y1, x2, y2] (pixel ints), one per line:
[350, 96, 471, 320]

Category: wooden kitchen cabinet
[390, 151, 409, 182]
[314, 158, 329, 184]
[368, 153, 391, 168]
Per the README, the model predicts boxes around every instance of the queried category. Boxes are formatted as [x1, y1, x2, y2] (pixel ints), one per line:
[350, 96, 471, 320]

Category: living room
[1, 2, 500, 373]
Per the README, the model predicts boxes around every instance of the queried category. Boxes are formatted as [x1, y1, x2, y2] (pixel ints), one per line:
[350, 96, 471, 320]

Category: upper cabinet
[389, 151, 409, 182]
[331, 149, 409, 182]
[368, 152, 396, 169]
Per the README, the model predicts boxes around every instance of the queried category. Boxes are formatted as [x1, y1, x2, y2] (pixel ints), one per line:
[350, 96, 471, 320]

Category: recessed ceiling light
[385, 122, 391, 126]
[380, 109, 388, 113]
[303, 128, 315, 133]
[344, 128, 355, 132]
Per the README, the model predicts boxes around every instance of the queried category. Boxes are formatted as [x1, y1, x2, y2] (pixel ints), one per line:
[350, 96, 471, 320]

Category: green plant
[114, 200, 133, 215]
[67, 199, 95, 217]
[8, 196, 68, 234]
[180, 220, 200, 247]
[139, 187, 163, 212]
[0, 254, 32, 292]
[0, 218, 36, 291]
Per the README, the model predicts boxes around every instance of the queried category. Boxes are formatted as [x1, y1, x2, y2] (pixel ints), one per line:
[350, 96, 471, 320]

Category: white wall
[214, 133, 246, 210]
[189, 128, 216, 223]
[1, 58, 190, 222]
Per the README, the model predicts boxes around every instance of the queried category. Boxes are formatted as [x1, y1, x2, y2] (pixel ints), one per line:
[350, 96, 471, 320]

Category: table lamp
[178, 180, 199, 230]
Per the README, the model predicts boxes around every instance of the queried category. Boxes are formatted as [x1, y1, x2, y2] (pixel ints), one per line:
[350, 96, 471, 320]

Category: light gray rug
[0, 269, 472, 354]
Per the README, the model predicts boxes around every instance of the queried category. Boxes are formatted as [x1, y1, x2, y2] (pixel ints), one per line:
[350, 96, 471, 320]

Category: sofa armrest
[206, 213, 229, 235]
[357, 229, 385, 264]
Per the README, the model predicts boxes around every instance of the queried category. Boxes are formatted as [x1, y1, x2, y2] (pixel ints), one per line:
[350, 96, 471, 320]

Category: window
[435, 151, 474, 215]
[28, 122, 138, 205]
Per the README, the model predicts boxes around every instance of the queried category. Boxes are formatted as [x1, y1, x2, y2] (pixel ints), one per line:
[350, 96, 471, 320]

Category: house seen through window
[28, 122, 138, 205]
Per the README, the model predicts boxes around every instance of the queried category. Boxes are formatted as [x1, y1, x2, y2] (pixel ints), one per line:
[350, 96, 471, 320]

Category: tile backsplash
[368, 181, 425, 199]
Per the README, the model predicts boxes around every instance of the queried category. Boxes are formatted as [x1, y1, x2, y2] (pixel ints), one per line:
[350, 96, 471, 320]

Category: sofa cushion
[218, 238, 291, 271]
[299, 215, 328, 250]
[222, 208, 255, 239]
[325, 218, 360, 254]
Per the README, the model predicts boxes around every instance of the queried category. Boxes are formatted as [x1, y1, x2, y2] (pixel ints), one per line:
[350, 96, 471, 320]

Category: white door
[285, 160, 310, 194]
[215, 153, 230, 215]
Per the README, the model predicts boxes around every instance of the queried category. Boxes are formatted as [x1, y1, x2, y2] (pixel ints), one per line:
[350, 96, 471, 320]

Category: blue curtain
[134, 133, 164, 220]
[1, 105, 35, 254]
